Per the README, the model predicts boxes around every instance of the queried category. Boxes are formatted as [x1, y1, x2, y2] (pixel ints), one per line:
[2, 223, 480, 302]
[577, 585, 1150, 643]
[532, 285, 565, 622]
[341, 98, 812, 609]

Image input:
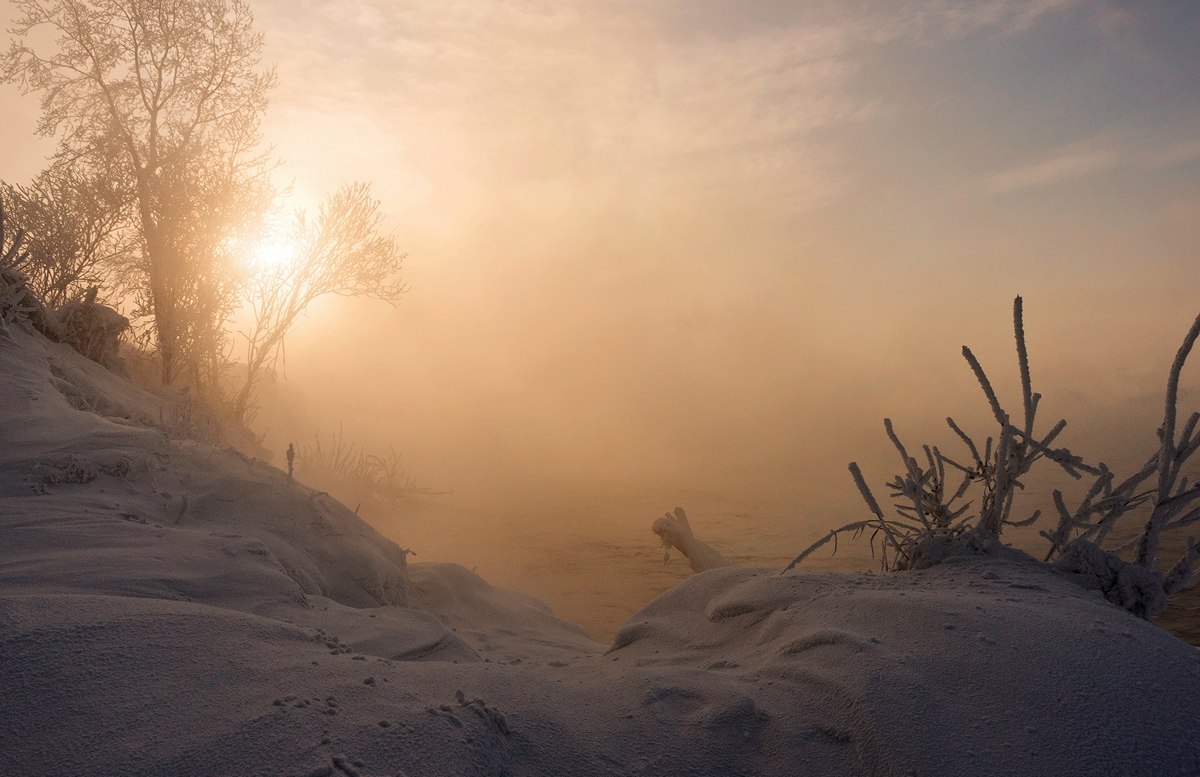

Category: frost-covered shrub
[1054, 540, 1166, 619]
[789, 297, 1200, 619]
[296, 427, 436, 512]
[3, 202, 123, 352]
[28, 452, 133, 494]
[2, 203, 44, 329]
[57, 290, 130, 370]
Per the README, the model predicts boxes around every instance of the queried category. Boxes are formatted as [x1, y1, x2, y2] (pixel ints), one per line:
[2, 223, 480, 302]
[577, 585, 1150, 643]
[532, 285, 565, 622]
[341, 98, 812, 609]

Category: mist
[6, 2, 1200, 772]
[3, 0, 1198, 636]
[230, 2, 1200, 576]
[257, 225, 1196, 511]
[251, 200, 1197, 634]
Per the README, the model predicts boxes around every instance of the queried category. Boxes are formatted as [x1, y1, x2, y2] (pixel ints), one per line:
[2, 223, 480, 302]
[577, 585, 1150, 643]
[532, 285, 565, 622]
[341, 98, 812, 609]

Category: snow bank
[0, 326, 411, 612]
[615, 558, 1200, 775]
[2, 321, 1199, 776]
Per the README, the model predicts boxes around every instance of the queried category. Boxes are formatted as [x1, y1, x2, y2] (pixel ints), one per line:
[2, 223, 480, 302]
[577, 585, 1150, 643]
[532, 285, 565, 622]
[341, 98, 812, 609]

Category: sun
[253, 239, 300, 272]
[241, 232, 303, 280]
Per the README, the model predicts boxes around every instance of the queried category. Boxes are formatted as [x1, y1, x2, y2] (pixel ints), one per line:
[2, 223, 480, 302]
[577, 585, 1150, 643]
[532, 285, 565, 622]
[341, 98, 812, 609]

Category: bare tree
[120, 138, 272, 395]
[232, 182, 406, 423]
[3, 0, 276, 385]
[0, 160, 132, 309]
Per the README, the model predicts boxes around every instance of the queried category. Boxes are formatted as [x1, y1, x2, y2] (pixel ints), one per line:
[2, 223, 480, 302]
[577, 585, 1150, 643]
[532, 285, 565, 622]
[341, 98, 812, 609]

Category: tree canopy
[233, 182, 406, 423]
[3, 0, 276, 384]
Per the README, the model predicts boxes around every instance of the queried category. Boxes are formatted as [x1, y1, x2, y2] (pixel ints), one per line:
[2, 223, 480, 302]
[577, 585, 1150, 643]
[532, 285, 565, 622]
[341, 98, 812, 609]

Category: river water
[375, 490, 1200, 646]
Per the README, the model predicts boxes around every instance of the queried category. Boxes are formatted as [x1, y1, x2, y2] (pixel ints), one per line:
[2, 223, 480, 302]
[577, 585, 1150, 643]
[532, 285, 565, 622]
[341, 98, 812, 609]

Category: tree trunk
[134, 169, 179, 387]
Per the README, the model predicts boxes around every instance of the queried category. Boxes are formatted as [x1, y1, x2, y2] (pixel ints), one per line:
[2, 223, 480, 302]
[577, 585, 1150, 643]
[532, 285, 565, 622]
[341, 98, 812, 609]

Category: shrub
[295, 426, 437, 510]
[787, 297, 1200, 619]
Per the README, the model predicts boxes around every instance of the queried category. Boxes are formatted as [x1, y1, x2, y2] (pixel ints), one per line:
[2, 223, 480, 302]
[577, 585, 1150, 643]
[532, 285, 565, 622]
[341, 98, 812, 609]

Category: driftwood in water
[652, 507, 729, 573]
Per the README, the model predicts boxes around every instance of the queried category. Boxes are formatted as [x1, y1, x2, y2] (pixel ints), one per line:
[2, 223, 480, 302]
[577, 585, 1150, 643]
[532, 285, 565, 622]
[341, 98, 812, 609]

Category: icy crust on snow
[3, 323, 1200, 776]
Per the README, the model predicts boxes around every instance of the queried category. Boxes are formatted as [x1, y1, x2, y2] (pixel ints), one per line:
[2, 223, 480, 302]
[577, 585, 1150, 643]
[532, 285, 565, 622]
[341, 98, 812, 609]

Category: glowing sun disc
[249, 238, 301, 275]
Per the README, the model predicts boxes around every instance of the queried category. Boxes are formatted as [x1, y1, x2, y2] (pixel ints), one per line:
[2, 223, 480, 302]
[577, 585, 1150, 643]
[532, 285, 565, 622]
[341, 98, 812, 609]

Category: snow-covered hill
[2, 321, 1198, 776]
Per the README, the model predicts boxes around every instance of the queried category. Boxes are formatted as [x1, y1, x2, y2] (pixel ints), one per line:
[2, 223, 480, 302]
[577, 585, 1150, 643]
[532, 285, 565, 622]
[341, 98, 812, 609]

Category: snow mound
[408, 561, 601, 663]
[613, 558, 1200, 775]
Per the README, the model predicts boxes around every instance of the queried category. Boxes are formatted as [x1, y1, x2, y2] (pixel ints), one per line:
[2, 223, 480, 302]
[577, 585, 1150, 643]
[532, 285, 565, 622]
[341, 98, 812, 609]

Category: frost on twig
[791, 298, 1073, 571]
[1135, 313, 1200, 569]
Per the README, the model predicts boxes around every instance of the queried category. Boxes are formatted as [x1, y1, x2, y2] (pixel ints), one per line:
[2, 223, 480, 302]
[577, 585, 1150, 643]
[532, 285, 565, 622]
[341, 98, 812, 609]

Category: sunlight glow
[246, 236, 301, 277]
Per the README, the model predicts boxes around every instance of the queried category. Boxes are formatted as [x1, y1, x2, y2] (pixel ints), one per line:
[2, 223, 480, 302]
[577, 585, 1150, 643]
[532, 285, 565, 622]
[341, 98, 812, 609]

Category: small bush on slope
[296, 426, 441, 514]
[2, 204, 131, 369]
[787, 297, 1200, 619]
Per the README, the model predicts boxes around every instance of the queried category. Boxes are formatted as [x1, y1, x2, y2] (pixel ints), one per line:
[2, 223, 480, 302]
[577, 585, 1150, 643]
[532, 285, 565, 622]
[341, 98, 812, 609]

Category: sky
[3, 0, 1199, 523]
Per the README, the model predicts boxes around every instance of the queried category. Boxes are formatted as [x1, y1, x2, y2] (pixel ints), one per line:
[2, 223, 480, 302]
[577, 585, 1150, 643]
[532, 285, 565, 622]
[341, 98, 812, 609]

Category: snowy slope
[2, 321, 1198, 777]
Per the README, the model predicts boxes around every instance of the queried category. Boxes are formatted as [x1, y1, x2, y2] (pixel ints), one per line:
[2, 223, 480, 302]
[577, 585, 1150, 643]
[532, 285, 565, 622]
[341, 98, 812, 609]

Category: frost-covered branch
[790, 297, 1200, 617]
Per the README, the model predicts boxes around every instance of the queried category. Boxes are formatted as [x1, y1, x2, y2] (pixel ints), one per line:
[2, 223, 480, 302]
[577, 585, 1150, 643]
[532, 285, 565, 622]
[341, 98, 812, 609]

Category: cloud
[984, 143, 1119, 193]
[255, 0, 1097, 222]
[850, 0, 1085, 44]
[983, 127, 1200, 195]
[257, 0, 869, 215]
[1146, 138, 1200, 169]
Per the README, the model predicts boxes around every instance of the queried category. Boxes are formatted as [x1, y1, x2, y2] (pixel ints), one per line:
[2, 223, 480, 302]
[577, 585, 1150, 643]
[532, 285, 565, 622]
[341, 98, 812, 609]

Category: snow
[2, 321, 1199, 776]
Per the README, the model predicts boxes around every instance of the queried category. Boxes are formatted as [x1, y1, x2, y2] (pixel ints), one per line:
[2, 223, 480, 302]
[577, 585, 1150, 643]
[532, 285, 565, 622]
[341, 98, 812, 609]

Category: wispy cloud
[1146, 138, 1200, 169]
[257, 0, 1090, 221]
[258, 0, 878, 215]
[985, 142, 1119, 193]
[983, 127, 1200, 194]
[852, 0, 1085, 43]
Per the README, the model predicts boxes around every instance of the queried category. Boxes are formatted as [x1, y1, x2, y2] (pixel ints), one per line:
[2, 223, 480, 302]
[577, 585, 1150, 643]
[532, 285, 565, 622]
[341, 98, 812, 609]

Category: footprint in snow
[299, 754, 372, 777]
